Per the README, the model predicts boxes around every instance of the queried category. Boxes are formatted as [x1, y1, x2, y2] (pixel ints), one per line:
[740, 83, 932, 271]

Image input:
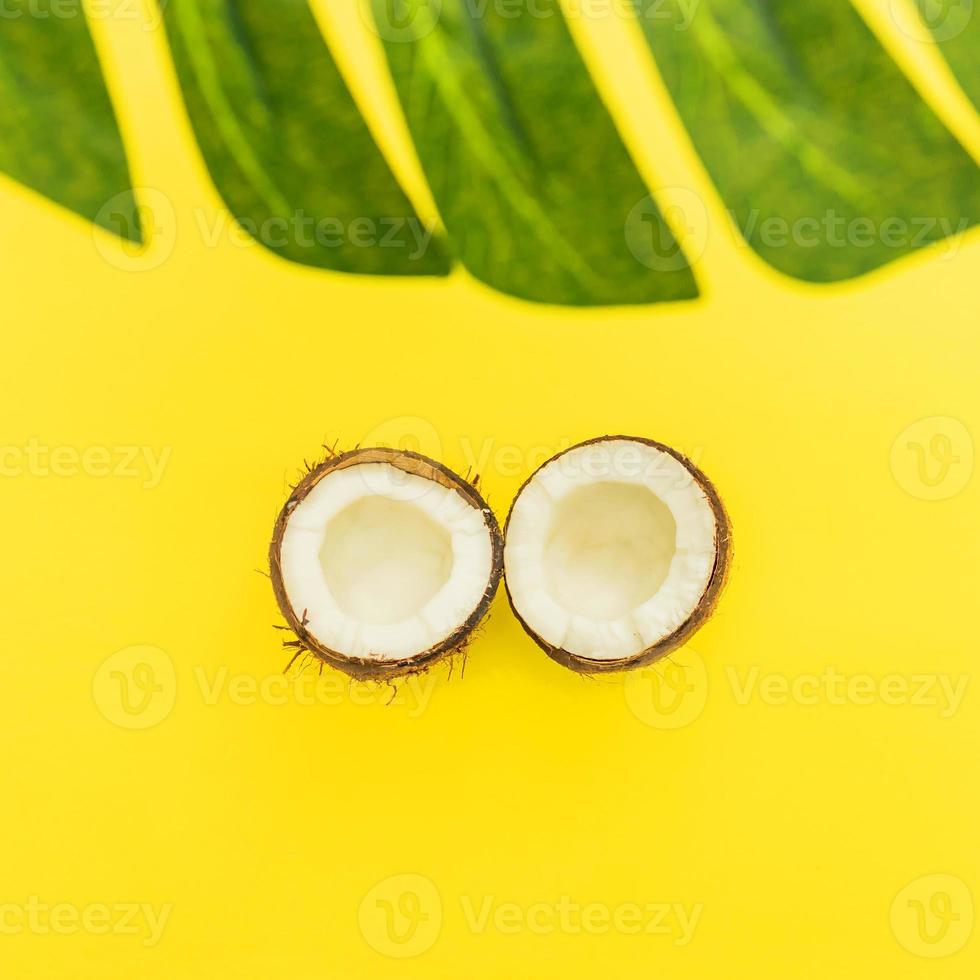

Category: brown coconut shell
[503, 435, 732, 674]
[270, 447, 503, 681]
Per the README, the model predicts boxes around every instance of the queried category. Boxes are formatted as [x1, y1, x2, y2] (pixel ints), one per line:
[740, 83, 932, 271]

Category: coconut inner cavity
[320, 496, 453, 625]
[543, 482, 677, 619]
[276, 459, 497, 663]
[503, 438, 720, 662]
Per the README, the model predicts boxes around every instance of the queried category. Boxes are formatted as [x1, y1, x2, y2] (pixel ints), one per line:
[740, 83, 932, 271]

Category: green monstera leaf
[639, 0, 980, 282]
[912, 0, 980, 110]
[162, 0, 451, 275]
[1, 0, 978, 303]
[369, 0, 699, 305]
[0, 1, 138, 240]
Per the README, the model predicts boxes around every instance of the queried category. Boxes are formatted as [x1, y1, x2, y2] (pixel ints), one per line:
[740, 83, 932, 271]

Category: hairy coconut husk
[503, 435, 732, 674]
[270, 446, 503, 681]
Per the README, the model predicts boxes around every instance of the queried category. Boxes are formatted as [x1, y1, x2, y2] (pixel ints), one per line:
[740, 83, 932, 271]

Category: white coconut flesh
[505, 440, 720, 662]
[277, 462, 495, 662]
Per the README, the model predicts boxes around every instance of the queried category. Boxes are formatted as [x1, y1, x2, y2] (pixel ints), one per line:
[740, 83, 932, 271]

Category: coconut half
[270, 448, 503, 680]
[504, 436, 731, 673]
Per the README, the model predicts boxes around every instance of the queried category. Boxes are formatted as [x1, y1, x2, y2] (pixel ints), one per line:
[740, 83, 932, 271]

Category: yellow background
[1, 1, 978, 976]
